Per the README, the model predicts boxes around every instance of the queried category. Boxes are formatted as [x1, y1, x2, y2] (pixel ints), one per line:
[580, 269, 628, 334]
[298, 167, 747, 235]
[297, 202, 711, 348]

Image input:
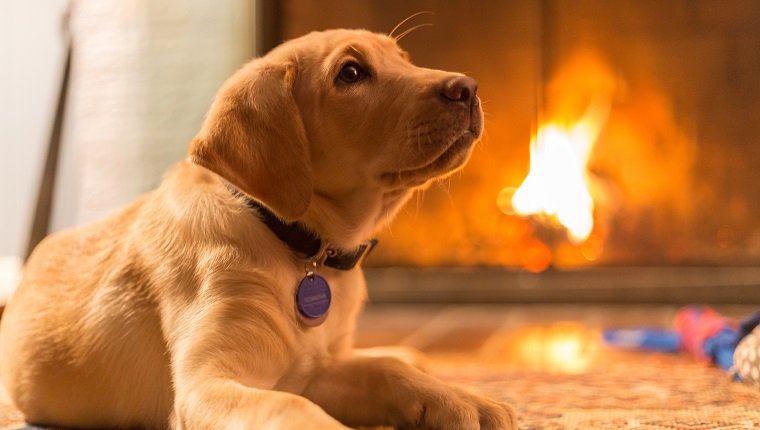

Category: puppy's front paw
[472, 396, 518, 430]
[399, 388, 517, 430]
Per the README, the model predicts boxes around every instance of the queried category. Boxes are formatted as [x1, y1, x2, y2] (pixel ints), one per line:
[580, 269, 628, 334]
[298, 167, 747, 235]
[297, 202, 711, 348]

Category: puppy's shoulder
[150, 161, 242, 235]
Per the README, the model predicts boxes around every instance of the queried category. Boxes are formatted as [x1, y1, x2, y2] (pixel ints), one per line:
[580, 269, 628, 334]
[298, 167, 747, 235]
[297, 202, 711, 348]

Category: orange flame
[510, 102, 609, 243]
[499, 50, 617, 246]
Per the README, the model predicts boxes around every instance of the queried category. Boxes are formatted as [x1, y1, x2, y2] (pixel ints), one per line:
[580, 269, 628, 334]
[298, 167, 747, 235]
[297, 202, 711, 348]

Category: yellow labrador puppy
[0, 29, 516, 429]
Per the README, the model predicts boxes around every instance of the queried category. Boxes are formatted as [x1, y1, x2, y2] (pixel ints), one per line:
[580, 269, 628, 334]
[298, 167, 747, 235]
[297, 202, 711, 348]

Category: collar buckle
[323, 239, 378, 271]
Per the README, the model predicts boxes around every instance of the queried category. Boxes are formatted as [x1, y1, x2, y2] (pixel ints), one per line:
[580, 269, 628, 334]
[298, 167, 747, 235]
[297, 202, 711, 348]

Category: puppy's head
[189, 29, 482, 221]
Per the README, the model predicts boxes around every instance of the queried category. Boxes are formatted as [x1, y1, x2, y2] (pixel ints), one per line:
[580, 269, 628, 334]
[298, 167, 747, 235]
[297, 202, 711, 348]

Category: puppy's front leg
[170, 286, 349, 430]
[172, 376, 348, 430]
[302, 356, 517, 430]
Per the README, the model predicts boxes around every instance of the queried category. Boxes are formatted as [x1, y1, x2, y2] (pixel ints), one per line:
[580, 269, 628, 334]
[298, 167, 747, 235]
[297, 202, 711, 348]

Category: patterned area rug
[0, 353, 757, 430]
[431, 353, 760, 430]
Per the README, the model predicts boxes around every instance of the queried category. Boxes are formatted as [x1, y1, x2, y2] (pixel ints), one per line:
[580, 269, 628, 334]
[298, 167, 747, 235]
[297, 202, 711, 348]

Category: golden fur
[0, 29, 516, 429]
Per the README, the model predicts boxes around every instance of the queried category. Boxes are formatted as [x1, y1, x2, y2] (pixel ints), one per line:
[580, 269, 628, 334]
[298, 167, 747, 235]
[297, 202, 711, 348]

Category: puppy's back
[0, 192, 174, 428]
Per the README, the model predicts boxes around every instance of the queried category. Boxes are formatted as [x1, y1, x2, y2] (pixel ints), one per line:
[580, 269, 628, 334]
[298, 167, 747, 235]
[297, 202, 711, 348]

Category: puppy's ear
[189, 61, 312, 221]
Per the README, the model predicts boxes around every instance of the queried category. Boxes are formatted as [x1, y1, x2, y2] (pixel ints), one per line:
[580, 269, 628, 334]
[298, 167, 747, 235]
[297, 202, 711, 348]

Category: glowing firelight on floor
[505, 102, 609, 244]
[508, 322, 600, 374]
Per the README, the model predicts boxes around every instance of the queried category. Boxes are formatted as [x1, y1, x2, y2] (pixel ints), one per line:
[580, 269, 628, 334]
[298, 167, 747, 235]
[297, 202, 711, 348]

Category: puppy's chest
[271, 272, 364, 393]
[291, 270, 365, 347]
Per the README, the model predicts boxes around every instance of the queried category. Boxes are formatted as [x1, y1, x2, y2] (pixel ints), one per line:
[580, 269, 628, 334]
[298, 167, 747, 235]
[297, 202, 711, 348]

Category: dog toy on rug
[674, 306, 760, 381]
[604, 306, 760, 388]
[673, 305, 739, 371]
[733, 315, 760, 385]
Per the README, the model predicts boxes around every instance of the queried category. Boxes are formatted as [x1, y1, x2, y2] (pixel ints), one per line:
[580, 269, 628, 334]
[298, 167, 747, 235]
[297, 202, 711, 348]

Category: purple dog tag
[296, 274, 331, 327]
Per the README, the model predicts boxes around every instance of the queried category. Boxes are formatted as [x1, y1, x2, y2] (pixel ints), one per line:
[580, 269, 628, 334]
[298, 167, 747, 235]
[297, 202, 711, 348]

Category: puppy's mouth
[382, 101, 483, 188]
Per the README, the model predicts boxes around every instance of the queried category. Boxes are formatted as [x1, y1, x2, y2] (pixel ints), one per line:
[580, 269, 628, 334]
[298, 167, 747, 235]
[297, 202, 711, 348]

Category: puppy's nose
[440, 76, 478, 104]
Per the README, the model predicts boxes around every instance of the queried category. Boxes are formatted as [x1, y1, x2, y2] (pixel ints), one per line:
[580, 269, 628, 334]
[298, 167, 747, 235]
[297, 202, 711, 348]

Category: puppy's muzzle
[380, 75, 483, 189]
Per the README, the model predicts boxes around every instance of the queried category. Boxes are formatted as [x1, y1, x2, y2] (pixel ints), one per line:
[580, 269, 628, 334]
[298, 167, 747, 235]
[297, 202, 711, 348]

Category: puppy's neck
[303, 188, 412, 250]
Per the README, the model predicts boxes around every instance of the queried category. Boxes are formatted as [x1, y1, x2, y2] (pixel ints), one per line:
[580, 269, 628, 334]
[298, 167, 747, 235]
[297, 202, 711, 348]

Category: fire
[509, 102, 609, 244]
[498, 50, 617, 249]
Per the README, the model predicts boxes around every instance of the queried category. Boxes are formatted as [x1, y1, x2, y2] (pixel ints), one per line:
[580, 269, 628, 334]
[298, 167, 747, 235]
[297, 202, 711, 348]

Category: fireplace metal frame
[365, 267, 760, 305]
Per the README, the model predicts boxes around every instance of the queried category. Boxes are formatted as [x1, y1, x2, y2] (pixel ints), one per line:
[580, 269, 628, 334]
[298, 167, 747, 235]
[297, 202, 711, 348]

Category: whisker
[477, 128, 491, 151]
[446, 178, 454, 204]
[389, 11, 434, 38]
[395, 23, 434, 42]
[415, 187, 428, 219]
[385, 209, 395, 233]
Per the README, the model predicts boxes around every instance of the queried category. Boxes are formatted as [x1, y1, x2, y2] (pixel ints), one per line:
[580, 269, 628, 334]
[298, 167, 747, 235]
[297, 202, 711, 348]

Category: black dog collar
[229, 186, 377, 271]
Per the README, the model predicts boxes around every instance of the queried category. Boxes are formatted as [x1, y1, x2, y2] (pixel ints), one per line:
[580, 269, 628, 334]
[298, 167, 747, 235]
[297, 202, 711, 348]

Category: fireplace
[263, 1, 760, 304]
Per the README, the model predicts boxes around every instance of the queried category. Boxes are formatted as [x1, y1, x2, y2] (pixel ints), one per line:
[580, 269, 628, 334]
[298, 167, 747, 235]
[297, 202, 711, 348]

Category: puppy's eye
[337, 62, 366, 84]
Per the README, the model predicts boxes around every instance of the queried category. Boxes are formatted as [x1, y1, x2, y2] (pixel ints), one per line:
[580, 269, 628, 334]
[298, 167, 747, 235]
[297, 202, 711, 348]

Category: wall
[51, 0, 256, 232]
[0, 0, 256, 301]
[0, 0, 70, 300]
